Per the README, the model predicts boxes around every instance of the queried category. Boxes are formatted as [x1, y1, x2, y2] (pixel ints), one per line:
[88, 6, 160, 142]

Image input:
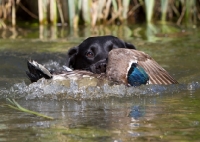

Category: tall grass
[82, 0, 91, 24]
[0, 0, 200, 28]
[38, 0, 47, 25]
[185, 0, 196, 24]
[49, 0, 57, 25]
[161, 0, 168, 22]
[145, 0, 155, 23]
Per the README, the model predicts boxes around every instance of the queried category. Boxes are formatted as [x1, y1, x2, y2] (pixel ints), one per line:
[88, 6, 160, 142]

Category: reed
[3, 98, 54, 120]
[122, 0, 131, 19]
[82, 0, 91, 24]
[38, 0, 47, 25]
[0, 0, 200, 28]
[11, 0, 16, 26]
[161, 0, 168, 23]
[185, 0, 196, 24]
[145, 0, 155, 23]
[49, 0, 57, 25]
[67, 0, 81, 28]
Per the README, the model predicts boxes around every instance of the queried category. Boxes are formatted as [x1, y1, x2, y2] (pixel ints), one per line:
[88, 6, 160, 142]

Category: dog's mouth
[84, 59, 107, 74]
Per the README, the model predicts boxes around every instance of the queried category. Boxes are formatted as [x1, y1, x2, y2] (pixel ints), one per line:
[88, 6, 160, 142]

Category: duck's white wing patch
[126, 59, 138, 77]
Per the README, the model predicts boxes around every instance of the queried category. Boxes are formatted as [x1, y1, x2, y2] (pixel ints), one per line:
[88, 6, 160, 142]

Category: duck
[26, 48, 178, 86]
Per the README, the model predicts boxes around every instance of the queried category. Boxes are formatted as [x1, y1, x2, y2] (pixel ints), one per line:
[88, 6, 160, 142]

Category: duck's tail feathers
[26, 60, 52, 82]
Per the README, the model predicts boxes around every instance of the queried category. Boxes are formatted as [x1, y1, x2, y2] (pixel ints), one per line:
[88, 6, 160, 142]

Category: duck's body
[26, 49, 178, 86]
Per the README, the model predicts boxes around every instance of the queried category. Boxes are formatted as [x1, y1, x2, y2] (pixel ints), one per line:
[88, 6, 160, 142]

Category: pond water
[0, 24, 200, 141]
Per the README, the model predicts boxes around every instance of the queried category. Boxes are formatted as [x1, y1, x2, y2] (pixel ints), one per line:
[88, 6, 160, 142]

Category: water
[0, 24, 200, 141]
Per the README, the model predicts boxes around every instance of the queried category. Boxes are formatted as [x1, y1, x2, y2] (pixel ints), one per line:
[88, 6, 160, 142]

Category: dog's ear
[124, 42, 136, 49]
[66, 47, 78, 68]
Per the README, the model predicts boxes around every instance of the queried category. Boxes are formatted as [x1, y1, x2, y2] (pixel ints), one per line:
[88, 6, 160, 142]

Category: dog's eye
[86, 51, 94, 58]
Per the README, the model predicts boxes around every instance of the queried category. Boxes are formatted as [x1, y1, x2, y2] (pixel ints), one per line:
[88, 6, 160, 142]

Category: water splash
[1, 77, 200, 100]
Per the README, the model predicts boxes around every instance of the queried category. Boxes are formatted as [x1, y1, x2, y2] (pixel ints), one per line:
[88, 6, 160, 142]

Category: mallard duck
[26, 48, 178, 86]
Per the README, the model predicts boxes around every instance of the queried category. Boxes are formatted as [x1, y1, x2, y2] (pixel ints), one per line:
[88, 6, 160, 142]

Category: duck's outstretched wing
[26, 60, 52, 82]
[107, 49, 178, 85]
[130, 50, 178, 85]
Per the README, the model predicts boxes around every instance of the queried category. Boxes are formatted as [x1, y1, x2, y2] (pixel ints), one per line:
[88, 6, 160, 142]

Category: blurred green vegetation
[0, 0, 199, 28]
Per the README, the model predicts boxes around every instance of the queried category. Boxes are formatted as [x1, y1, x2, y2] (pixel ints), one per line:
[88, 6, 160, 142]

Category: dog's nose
[89, 59, 107, 74]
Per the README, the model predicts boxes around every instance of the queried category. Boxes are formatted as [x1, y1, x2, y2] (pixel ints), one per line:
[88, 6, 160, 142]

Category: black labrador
[66, 35, 136, 74]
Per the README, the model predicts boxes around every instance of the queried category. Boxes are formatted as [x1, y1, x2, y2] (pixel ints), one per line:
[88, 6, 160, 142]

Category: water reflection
[2, 89, 198, 141]
[0, 95, 166, 141]
[0, 23, 192, 42]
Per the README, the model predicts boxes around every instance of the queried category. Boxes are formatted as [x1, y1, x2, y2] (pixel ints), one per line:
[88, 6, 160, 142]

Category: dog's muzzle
[87, 59, 107, 74]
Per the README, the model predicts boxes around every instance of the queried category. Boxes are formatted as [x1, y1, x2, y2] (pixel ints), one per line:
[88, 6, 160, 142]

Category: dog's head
[66, 35, 136, 73]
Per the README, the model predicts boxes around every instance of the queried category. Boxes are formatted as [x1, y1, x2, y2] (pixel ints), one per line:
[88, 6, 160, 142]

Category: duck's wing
[26, 60, 53, 82]
[130, 50, 178, 85]
[107, 49, 178, 85]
